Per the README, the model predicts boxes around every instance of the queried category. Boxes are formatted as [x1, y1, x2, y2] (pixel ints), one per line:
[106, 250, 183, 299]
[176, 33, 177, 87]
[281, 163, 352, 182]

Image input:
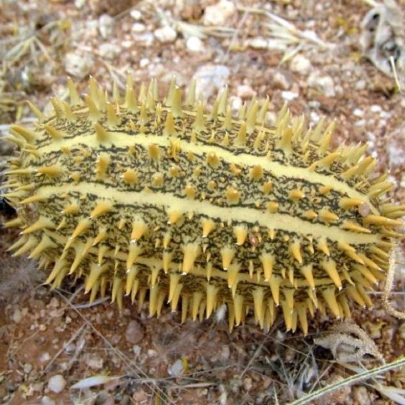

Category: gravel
[47, 375, 66, 394]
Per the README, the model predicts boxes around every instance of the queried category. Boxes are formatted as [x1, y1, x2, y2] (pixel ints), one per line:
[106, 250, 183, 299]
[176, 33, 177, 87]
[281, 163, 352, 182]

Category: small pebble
[48, 375, 66, 394]
[130, 9, 142, 21]
[139, 58, 149, 68]
[281, 91, 298, 101]
[40, 352, 51, 362]
[243, 376, 253, 392]
[168, 359, 185, 377]
[41, 397, 56, 405]
[273, 71, 291, 90]
[64, 52, 93, 79]
[133, 33, 154, 47]
[308, 72, 336, 97]
[125, 320, 145, 345]
[186, 36, 204, 53]
[99, 43, 120, 60]
[203, 0, 236, 26]
[370, 104, 382, 113]
[74, 0, 85, 8]
[355, 79, 366, 90]
[86, 354, 104, 370]
[98, 14, 115, 39]
[131, 23, 146, 33]
[289, 54, 312, 75]
[353, 108, 364, 117]
[11, 308, 22, 323]
[23, 363, 33, 374]
[236, 85, 255, 99]
[352, 386, 372, 405]
[154, 26, 177, 44]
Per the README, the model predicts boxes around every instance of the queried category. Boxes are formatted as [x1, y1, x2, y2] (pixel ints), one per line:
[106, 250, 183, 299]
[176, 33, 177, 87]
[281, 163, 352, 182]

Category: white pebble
[130, 10, 143, 21]
[99, 43, 120, 60]
[273, 71, 291, 90]
[186, 36, 204, 53]
[310, 111, 320, 124]
[203, 0, 236, 26]
[236, 85, 255, 99]
[64, 52, 93, 79]
[74, 0, 85, 8]
[41, 397, 56, 405]
[98, 14, 115, 40]
[230, 96, 242, 111]
[132, 33, 154, 47]
[139, 58, 149, 68]
[308, 72, 335, 97]
[154, 26, 177, 44]
[355, 119, 366, 127]
[86, 354, 104, 370]
[168, 359, 185, 377]
[11, 308, 22, 323]
[353, 108, 364, 117]
[48, 375, 66, 394]
[40, 352, 51, 362]
[355, 80, 366, 90]
[131, 23, 146, 33]
[281, 91, 298, 101]
[289, 54, 312, 75]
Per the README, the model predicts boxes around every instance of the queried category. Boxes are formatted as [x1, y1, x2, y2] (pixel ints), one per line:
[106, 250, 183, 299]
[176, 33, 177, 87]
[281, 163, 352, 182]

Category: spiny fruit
[3, 76, 404, 335]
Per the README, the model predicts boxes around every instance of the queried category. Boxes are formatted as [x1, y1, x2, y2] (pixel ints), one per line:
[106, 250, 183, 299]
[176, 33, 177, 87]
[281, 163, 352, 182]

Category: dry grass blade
[288, 356, 405, 405]
[238, 6, 333, 50]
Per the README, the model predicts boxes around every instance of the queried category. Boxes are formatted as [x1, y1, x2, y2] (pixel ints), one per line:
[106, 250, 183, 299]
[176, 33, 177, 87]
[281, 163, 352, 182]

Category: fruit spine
[3, 76, 405, 334]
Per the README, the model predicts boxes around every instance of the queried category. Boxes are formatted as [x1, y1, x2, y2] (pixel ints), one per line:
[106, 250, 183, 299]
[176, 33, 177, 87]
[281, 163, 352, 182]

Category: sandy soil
[0, 0, 405, 404]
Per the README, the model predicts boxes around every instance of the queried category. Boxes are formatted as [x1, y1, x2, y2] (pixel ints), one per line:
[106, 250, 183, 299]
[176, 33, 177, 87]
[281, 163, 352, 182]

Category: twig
[72, 296, 110, 309]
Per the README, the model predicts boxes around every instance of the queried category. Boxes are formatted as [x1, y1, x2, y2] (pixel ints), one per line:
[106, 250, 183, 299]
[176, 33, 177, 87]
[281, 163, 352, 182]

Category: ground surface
[0, 0, 405, 404]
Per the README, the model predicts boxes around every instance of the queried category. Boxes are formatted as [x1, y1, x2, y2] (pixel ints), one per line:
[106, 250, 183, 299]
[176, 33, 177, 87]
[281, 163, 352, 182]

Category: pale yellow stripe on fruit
[37, 183, 379, 245]
[36, 131, 378, 213]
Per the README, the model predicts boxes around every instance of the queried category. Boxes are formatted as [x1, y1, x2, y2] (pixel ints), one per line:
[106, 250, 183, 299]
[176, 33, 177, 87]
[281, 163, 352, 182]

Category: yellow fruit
[3, 76, 404, 334]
